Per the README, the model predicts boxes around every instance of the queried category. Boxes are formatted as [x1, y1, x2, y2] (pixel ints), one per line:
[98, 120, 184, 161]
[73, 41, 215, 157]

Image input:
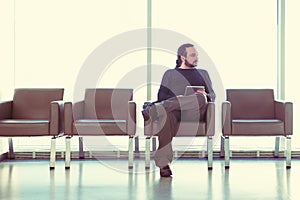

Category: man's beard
[185, 59, 197, 68]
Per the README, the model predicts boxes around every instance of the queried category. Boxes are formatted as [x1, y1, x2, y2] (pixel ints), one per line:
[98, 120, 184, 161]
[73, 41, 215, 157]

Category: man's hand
[195, 89, 207, 96]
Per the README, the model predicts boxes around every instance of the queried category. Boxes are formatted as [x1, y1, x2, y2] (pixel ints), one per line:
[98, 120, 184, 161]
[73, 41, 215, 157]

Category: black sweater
[157, 68, 215, 102]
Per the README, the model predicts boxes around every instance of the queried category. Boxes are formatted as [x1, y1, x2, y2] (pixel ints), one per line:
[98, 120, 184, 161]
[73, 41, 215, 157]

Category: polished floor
[1, 158, 300, 200]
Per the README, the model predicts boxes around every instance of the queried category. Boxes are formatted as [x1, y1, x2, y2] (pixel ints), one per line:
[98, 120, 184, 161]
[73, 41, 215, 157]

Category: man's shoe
[160, 165, 172, 177]
[142, 102, 158, 121]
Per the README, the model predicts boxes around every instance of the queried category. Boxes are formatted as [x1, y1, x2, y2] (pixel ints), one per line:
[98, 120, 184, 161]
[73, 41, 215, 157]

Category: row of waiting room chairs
[0, 88, 293, 170]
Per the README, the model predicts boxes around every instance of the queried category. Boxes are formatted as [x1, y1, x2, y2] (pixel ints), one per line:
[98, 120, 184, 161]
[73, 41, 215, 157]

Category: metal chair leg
[50, 137, 56, 170]
[286, 136, 291, 169]
[128, 136, 134, 169]
[152, 137, 157, 152]
[134, 136, 139, 153]
[207, 136, 213, 170]
[224, 136, 230, 169]
[65, 136, 71, 169]
[8, 138, 15, 159]
[145, 137, 151, 169]
[79, 137, 84, 159]
[274, 136, 280, 157]
[220, 136, 225, 157]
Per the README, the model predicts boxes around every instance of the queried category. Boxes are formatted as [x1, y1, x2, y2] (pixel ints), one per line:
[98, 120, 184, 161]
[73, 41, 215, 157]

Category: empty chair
[64, 88, 136, 169]
[0, 88, 64, 169]
[144, 101, 215, 170]
[221, 89, 293, 168]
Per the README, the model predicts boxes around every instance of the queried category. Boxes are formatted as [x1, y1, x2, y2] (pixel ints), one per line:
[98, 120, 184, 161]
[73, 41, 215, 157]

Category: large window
[1, 0, 298, 154]
[286, 0, 300, 150]
[152, 0, 278, 150]
[0, 0, 14, 154]
[0, 0, 147, 153]
[0, 1, 14, 100]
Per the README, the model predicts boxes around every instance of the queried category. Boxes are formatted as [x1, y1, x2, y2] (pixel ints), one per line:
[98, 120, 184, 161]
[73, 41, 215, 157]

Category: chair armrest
[127, 101, 136, 136]
[64, 100, 84, 135]
[73, 101, 84, 120]
[142, 101, 154, 136]
[0, 100, 13, 119]
[275, 100, 293, 135]
[64, 101, 73, 135]
[206, 102, 215, 136]
[222, 101, 231, 136]
[50, 100, 64, 136]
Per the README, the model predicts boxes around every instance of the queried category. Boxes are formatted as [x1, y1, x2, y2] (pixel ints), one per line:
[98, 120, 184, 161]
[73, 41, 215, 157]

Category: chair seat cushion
[73, 119, 129, 136]
[148, 121, 207, 137]
[0, 119, 50, 136]
[231, 119, 284, 136]
[176, 121, 207, 136]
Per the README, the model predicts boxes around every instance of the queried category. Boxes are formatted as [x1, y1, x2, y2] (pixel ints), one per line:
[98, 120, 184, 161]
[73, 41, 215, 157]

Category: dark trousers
[153, 94, 208, 168]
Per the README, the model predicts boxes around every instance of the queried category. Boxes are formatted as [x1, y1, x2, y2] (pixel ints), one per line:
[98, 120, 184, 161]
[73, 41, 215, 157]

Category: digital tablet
[184, 86, 205, 96]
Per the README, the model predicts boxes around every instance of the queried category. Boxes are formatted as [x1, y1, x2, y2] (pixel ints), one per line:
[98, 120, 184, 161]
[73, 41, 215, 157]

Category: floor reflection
[0, 158, 299, 200]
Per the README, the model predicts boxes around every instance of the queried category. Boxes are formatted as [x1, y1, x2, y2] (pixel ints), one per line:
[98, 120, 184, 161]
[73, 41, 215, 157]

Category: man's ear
[180, 55, 185, 62]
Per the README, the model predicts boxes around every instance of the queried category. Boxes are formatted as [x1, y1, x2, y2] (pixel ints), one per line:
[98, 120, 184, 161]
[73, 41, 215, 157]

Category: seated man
[142, 43, 216, 177]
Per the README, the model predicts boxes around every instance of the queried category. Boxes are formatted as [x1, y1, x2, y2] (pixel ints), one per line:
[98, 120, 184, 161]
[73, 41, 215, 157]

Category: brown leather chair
[64, 88, 136, 169]
[221, 89, 293, 168]
[144, 101, 215, 170]
[0, 88, 64, 169]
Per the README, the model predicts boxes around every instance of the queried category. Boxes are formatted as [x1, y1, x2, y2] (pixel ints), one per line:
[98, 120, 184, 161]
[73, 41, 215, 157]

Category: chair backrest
[226, 89, 275, 119]
[12, 88, 64, 119]
[83, 88, 133, 119]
